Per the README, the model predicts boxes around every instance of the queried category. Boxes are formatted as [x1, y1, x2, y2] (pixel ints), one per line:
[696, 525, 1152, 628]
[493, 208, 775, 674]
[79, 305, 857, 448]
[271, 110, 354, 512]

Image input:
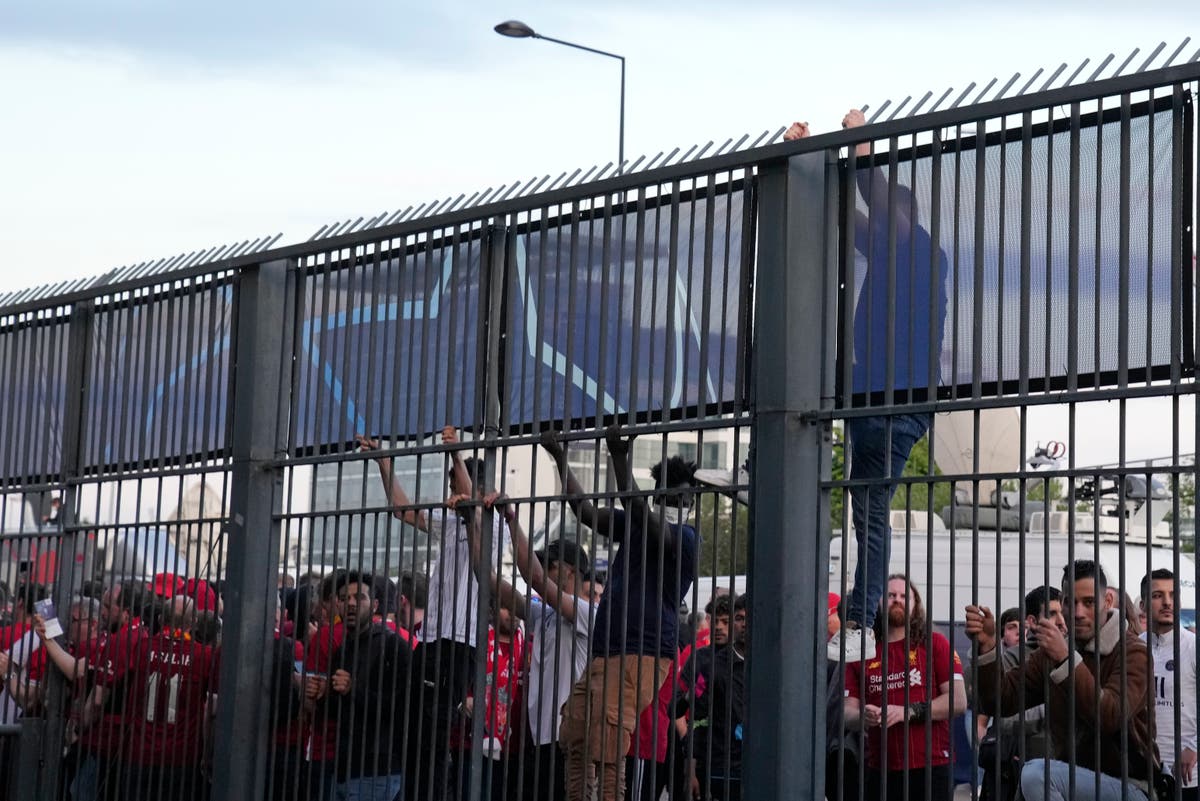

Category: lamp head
[494, 20, 536, 38]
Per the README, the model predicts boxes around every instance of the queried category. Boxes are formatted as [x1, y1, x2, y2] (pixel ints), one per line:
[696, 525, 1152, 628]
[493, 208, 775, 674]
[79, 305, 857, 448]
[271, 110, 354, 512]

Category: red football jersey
[845, 632, 963, 771]
[80, 621, 149, 756]
[303, 622, 344, 762]
[123, 633, 219, 766]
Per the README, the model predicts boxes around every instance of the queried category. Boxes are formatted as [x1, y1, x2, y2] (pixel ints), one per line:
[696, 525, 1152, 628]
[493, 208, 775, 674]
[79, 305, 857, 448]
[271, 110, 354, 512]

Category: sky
[1, 0, 1197, 471]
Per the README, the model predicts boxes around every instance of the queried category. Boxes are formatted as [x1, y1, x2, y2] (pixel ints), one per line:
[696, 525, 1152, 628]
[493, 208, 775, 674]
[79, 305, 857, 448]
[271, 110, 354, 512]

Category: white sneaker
[694, 462, 750, 505]
[827, 624, 876, 663]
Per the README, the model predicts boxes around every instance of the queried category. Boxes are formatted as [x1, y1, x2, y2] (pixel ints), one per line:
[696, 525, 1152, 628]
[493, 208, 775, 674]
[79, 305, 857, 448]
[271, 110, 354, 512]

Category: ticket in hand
[35, 599, 64, 639]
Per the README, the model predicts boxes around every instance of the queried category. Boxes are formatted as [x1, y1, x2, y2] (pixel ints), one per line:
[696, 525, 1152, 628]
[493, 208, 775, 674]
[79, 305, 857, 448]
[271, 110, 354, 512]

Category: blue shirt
[852, 170, 949, 397]
[591, 507, 699, 659]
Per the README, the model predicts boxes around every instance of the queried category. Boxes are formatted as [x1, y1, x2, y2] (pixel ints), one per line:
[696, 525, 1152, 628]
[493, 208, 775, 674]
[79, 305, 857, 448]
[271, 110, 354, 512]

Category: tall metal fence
[0, 53, 1196, 801]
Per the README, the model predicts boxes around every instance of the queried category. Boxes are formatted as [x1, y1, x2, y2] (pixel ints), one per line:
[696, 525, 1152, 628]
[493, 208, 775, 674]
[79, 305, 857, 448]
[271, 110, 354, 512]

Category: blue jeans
[71, 753, 101, 801]
[337, 773, 404, 801]
[1021, 759, 1149, 801]
[845, 413, 930, 628]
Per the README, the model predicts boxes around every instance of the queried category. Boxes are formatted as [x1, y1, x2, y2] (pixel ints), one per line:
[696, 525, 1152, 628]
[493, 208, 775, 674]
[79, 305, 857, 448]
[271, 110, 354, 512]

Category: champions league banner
[288, 184, 752, 448]
[0, 95, 1190, 478]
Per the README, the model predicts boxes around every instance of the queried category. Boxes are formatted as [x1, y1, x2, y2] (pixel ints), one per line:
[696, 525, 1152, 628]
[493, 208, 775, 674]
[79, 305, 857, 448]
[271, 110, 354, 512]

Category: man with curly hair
[541, 426, 700, 801]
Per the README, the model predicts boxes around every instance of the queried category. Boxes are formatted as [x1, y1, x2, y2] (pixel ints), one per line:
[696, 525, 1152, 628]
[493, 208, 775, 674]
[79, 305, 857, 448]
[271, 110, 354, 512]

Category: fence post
[28, 301, 96, 800]
[744, 150, 837, 801]
[466, 221, 508, 801]
[211, 258, 291, 801]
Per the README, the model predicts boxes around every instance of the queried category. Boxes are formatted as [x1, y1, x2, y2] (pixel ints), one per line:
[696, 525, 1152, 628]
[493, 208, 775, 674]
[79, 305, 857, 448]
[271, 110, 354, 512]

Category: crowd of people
[6, 488, 1193, 801]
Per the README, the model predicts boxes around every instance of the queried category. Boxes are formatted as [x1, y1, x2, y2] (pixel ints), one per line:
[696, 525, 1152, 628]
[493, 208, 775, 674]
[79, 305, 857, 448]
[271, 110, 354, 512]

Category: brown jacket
[977, 608, 1158, 786]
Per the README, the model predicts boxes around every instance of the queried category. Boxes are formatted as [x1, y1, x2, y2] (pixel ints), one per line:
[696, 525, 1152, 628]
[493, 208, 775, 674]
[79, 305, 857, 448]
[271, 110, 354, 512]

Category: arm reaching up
[441, 425, 474, 498]
[357, 434, 429, 532]
[455, 493, 527, 621]
[487, 493, 581, 623]
[541, 430, 620, 540]
[608, 426, 690, 551]
[843, 107, 916, 236]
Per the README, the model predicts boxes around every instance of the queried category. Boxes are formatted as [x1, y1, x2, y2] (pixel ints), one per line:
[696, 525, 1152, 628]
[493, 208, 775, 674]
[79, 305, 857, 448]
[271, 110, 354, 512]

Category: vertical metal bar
[563, 201, 582, 427]
[1144, 92, 1157, 386]
[664, 181, 683, 414]
[594, 193, 615, 423]
[698, 176, 718, 412]
[715, 173, 736, 412]
[530, 205, 551, 427]
[744, 149, 835, 801]
[1019, 111, 1033, 397]
[464, 222, 504, 801]
[1067, 103, 1081, 392]
[1118, 93, 1132, 387]
[627, 190, 647, 417]
[736, 177, 756, 415]
[1168, 86, 1185, 384]
[1043, 104, 1056, 392]
[994, 117, 1009, 394]
[211, 258, 291, 801]
[838, 143, 857, 410]
[1092, 96, 1106, 390]
[948, 128, 964, 402]
[33, 300, 94, 798]
[884, 141, 898, 408]
[972, 118, 986, 399]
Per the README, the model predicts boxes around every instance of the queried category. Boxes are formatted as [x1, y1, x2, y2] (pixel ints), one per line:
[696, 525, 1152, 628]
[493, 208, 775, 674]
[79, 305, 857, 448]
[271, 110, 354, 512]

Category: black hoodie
[326, 622, 412, 780]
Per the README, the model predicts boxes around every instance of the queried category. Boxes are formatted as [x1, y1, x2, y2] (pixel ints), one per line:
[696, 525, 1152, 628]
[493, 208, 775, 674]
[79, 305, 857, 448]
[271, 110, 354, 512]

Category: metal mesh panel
[0, 60, 1194, 801]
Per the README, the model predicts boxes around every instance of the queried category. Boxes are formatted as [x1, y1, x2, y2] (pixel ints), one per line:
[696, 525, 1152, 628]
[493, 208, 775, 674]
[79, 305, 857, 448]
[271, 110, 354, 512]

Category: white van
[829, 519, 1197, 628]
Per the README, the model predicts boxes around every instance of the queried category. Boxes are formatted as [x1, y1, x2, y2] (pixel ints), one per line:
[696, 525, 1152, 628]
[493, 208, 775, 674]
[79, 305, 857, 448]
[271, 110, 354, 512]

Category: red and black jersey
[123, 632, 219, 766]
[845, 632, 963, 771]
[80, 621, 148, 756]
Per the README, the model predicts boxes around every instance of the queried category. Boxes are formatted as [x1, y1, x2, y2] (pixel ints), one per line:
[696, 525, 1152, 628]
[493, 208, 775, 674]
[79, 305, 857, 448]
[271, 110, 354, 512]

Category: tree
[891, 434, 955, 522]
[696, 491, 748, 577]
[1026, 477, 1064, 504]
[1175, 462, 1196, 519]
[830, 427, 953, 533]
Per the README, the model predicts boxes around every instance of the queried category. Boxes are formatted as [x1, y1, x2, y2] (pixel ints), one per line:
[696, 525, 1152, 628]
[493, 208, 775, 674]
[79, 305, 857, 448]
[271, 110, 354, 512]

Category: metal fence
[0, 52, 1196, 801]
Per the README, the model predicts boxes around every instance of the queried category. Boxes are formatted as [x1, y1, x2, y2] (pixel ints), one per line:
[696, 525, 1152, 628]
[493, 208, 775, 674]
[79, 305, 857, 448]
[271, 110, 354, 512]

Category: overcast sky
[1, 1, 1196, 470]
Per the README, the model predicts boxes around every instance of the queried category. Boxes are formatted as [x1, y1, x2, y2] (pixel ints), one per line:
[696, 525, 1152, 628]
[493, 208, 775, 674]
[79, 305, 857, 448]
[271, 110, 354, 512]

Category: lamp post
[494, 20, 625, 174]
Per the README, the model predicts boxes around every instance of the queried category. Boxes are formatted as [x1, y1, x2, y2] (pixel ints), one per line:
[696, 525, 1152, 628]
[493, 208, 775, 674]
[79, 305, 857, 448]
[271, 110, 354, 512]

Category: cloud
[0, 1, 485, 74]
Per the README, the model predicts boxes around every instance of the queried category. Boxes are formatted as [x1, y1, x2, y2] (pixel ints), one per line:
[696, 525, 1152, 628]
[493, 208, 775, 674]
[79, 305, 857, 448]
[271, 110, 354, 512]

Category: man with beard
[75, 582, 153, 801]
[325, 571, 410, 801]
[1141, 568, 1198, 800]
[682, 595, 734, 711]
[684, 593, 748, 801]
[844, 574, 966, 801]
[968, 560, 1158, 801]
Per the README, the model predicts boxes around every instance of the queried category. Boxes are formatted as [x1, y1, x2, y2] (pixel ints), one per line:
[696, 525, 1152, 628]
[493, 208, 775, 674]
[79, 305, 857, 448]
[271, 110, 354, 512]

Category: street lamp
[494, 20, 626, 174]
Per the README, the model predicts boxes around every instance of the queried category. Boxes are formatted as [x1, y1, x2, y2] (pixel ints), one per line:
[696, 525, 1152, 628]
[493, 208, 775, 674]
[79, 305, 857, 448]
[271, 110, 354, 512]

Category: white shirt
[525, 595, 595, 745]
[419, 507, 511, 647]
[1142, 627, 1199, 786]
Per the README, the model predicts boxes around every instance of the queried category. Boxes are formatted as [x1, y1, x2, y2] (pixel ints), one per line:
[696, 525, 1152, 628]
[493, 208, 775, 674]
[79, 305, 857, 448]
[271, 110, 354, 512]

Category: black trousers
[112, 763, 206, 801]
[825, 746, 862, 801]
[864, 763, 953, 801]
[626, 735, 691, 800]
[407, 639, 475, 801]
[519, 739, 566, 801]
